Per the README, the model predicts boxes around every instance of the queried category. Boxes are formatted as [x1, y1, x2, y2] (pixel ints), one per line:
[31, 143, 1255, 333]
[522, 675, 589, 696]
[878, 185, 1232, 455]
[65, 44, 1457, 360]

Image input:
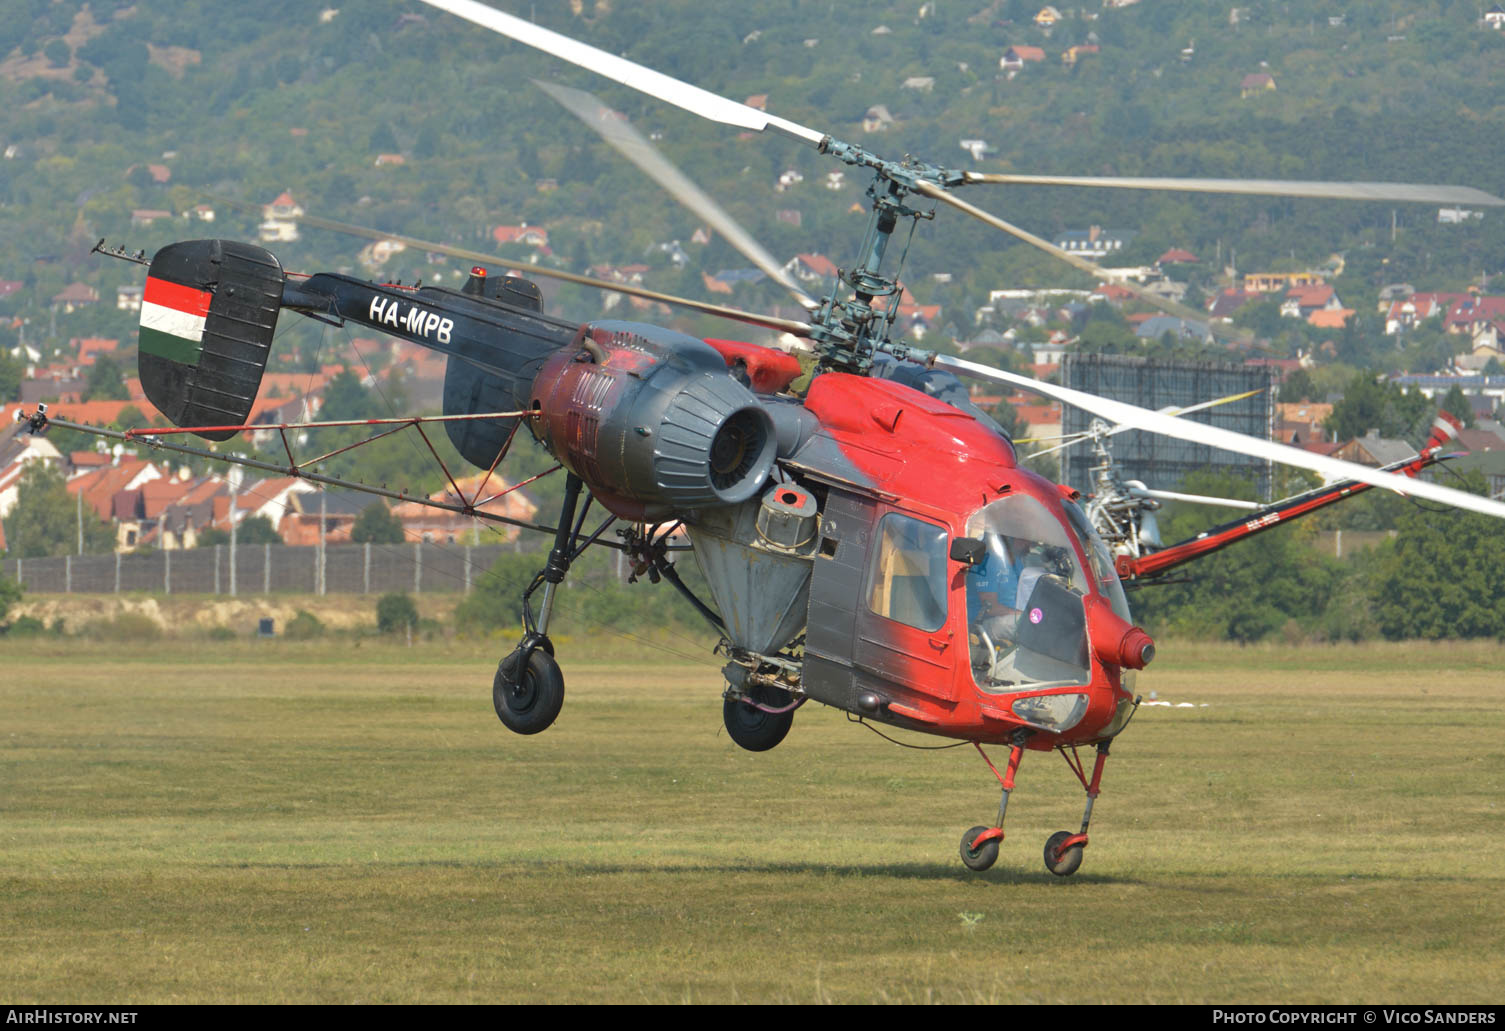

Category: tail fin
[138, 240, 283, 442]
[1424, 410, 1464, 453]
[441, 275, 547, 468]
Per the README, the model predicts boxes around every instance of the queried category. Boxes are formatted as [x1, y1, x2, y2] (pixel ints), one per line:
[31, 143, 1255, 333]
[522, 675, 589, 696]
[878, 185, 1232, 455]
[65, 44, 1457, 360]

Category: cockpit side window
[866, 513, 949, 632]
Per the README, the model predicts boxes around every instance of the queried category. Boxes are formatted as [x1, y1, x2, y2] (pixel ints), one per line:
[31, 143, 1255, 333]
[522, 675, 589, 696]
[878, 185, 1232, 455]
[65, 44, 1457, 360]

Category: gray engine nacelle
[529, 321, 778, 520]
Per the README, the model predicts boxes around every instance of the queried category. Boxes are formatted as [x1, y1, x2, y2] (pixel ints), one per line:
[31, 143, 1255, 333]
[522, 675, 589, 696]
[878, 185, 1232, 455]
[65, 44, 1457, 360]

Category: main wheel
[493, 649, 565, 735]
[1043, 830, 1084, 877]
[960, 825, 1000, 872]
[722, 688, 794, 752]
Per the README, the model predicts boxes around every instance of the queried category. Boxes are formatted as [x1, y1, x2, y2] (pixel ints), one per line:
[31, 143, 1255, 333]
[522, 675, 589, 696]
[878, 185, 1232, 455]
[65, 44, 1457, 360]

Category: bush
[81, 612, 163, 642]
[376, 592, 419, 635]
[207, 626, 237, 641]
[7, 615, 45, 636]
[284, 610, 325, 640]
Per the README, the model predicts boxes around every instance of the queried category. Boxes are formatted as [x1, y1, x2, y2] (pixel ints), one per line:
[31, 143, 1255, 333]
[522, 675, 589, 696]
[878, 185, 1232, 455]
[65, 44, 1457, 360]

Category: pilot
[967, 534, 1031, 672]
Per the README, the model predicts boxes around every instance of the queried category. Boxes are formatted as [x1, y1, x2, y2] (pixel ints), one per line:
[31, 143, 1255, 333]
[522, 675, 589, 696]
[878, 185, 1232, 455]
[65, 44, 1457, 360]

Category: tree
[1282, 367, 1316, 403]
[1128, 471, 1340, 642]
[83, 354, 129, 401]
[1370, 473, 1505, 640]
[0, 573, 21, 626]
[2, 464, 114, 558]
[376, 592, 419, 634]
[1325, 375, 1431, 443]
[197, 515, 281, 547]
[0, 351, 22, 402]
[350, 501, 407, 544]
[1439, 384, 1476, 429]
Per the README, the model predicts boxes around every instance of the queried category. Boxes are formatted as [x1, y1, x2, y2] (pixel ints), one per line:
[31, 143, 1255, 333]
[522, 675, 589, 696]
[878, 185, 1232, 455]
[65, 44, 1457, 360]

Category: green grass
[1, 637, 1502, 1003]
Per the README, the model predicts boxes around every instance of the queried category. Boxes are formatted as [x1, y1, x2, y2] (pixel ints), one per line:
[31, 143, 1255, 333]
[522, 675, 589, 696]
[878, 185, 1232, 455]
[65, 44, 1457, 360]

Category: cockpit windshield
[964, 494, 1092, 692]
[1062, 498, 1132, 624]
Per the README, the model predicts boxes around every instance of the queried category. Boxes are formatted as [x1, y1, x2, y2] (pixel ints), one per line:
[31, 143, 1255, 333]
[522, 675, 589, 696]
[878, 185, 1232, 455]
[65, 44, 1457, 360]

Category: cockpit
[964, 493, 1130, 695]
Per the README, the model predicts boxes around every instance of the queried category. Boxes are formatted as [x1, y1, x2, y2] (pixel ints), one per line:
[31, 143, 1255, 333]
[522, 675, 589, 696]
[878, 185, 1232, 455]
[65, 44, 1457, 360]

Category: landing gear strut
[494, 473, 598, 735]
[1043, 741, 1112, 877]
[958, 732, 1028, 873]
[957, 735, 1113, 876]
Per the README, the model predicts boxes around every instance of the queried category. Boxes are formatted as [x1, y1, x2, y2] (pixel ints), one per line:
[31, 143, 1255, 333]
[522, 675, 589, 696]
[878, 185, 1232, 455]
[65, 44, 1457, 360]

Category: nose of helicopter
[1120, 627, 1156, 669]
[1086, 596, 1156, 670]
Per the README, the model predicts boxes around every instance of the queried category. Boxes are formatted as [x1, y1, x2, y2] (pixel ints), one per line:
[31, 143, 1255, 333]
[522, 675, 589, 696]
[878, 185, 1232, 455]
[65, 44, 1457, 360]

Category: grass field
[2, 633, 1502, 1003]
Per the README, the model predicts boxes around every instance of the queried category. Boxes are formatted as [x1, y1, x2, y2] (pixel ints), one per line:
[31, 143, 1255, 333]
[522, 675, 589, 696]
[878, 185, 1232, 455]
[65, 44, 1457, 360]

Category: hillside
[1, 0, 1503, 371]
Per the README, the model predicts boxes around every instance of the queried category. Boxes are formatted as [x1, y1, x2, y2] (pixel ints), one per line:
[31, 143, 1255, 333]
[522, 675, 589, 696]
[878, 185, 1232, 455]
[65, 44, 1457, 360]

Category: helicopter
[27, 0, 1505, 876]
[1028, 407, 1466, 585]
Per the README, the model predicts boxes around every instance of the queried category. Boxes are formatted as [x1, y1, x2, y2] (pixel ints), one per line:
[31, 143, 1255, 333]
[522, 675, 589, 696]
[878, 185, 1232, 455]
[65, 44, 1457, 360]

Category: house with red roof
[1240, 73, 1275, 97]
[1384, 291, 1468, 334]
[897, 303, 942, 339]
[492, 224, 550, 250]
[1275, 402, 1333, 445]
[74, 337, 121, 366]
[1158, 248, 1199, 266]
[1090, 282, 1137, 305]
[1281, 283, 1338, 316]
[1008, 401, 1063, 444]
[260, 192, 303, 243]
[142, 476, 232, 550]
[1443, 295, 1505, 337]
[51, 283, 99, 312]
[1307, 308, 1355, 330]
[65, 459, 165, 524]
[1208, 288, 1258, 321]
[784, 253, 839, 284]
[211, 476, 316, 539]
[0, 423, 63, 530]
[390, 472, 539, 545]
[1001, 45, 1047, 71]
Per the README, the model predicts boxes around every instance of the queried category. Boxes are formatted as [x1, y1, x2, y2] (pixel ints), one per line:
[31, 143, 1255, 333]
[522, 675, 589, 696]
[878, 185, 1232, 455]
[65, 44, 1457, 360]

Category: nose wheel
[1043, 830, 1086, 877]
[960, 825, 1002, 872]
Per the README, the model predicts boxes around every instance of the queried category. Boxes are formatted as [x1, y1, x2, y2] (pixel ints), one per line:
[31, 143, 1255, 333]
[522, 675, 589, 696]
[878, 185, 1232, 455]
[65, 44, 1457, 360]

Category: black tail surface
[138, 240, 283, 441]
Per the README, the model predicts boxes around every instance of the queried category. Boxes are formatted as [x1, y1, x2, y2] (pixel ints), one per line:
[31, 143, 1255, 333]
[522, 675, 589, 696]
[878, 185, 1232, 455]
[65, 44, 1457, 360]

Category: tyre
[493, 649, 565, 735]
[1043, 830, 1084, 877]
[960, 825, 1000, 872]
[722, 689, 794, 752]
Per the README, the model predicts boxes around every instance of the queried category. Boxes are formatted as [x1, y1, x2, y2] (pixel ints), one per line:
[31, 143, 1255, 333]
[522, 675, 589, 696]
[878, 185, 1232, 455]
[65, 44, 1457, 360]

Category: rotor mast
[804, 143, 960, 374]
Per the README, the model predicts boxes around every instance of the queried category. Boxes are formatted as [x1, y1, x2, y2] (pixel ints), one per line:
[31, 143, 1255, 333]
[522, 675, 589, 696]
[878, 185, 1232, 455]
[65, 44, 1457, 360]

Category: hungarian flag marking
[139, 276, 212, 365]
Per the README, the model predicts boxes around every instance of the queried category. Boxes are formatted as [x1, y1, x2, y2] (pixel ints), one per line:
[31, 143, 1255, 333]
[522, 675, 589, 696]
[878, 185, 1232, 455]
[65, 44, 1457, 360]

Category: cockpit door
[804, 494, 956, 713]
[802, 489, 876, 712]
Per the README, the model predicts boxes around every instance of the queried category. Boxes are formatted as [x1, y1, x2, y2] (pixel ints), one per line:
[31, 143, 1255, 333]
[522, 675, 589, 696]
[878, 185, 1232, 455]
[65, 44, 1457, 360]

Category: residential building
[259, 191, 303, 243]
[1051, 225, 1135, 258]
[1000, 46, 1047, 71]
[1240, 73, 1275, 98]
[1244, 271, 1325, 294]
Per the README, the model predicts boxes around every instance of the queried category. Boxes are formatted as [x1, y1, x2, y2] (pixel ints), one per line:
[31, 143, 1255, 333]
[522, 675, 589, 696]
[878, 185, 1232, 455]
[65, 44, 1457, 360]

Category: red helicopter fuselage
[523, 319, 1149, 754]
[791, 370, 1145, 751]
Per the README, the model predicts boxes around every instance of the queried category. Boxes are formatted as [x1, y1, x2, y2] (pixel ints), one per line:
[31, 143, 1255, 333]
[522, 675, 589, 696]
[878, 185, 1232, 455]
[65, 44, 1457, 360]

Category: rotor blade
[1025, 389, 1263, 461]
[1128, 486, 1262, 511]
[418, 0, 825, 147]
[934, 354, 1505, 521]
[209, 197, 814, 340]
[1160, 388, 1265, 419]
[964, 173, 1505, 207]
[912, 180, 1249, 343]
[535, 80, 819, 310]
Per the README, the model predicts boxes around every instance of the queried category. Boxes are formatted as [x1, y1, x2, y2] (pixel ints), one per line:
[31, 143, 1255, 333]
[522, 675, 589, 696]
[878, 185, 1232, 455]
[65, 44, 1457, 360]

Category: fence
[2, 542, 526, 596]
